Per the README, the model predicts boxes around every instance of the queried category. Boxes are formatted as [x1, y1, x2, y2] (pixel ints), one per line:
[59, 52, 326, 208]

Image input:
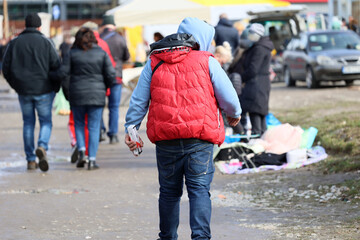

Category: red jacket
[94, 31, 115, 95]
[147, 47, 225, 145]
[94, 31, 116, 68]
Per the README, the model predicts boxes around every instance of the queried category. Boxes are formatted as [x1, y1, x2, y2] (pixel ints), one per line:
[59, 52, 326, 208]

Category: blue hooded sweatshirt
[125, 17, 241, 133]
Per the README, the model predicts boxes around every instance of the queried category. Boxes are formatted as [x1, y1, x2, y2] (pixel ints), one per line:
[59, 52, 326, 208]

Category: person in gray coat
[100, 15, 130, 144]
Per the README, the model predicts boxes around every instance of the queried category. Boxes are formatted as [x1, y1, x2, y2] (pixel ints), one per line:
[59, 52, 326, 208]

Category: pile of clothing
[214, 123, 327, 174]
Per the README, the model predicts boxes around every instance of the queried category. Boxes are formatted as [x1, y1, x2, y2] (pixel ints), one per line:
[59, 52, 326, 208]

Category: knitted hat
[25, 13, 42, 28]
[101, 15, 115, 26]
[249, 23, 265, 37]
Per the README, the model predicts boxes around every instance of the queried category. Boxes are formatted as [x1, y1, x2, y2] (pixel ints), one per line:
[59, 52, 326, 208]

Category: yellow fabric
[190, 0, 290, 7]
[124, 26, 144, 62]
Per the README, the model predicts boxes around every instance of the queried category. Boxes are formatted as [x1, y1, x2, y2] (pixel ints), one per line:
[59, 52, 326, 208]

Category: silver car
[282, 30, 360, 88]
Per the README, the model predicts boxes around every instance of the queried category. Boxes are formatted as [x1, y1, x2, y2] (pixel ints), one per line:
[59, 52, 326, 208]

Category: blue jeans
[102, 84, 122, 137]
[156, 140, 214, 240]
[18, 92, 55, 161]
[72, 105, 103, 161]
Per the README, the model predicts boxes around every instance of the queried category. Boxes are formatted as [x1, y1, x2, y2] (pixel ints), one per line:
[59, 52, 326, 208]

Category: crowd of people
[1, 11, 358, 240]
[2, 13, 130, 171]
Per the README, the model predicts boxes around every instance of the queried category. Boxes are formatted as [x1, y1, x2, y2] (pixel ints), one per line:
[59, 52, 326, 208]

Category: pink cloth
[251, 123, 303, 154]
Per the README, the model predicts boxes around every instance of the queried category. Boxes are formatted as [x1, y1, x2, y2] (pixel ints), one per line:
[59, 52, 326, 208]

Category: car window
[308, 31, 360, 51]
[260, 20, 294, 52]
[261, 21, 289, 36]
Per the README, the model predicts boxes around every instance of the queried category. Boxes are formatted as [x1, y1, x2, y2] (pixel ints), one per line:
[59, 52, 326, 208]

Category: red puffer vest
[147, 47, 225, 145]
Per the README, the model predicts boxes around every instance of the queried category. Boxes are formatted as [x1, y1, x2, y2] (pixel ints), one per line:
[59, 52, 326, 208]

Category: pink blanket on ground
[250, 123, 304, 154]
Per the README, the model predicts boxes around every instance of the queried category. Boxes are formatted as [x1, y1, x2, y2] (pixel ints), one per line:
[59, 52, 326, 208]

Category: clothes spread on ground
[214, 120, 326, 174]
[249, 123, 304, 155]
[214, 146, 327, 174]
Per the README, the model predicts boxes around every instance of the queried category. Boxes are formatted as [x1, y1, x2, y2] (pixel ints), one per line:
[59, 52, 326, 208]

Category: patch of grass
[273, 102, 360, 173]
[274, 101, 358, 127]
[340, 178, 360, 203]
[315, 114, 360, 156]
[351, 216, 360, 223]
[321, 156, 360, 173]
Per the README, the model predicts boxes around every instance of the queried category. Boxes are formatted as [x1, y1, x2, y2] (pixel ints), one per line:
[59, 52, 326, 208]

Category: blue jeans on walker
[72, 105, 103, 161]
[156, 140, 214, 240]
[18, 92, 55, 162]
[104, 84, 122, 137]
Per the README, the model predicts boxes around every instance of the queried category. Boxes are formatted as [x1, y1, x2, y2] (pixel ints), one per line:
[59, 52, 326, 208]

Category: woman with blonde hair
[214, 41, 233, 68]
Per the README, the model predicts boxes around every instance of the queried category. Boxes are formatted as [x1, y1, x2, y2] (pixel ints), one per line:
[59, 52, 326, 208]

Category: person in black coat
[214, 13, 239, 54]
[2, 13, 61, 172]
[229, 23, 274, 136]
[52, 27, 116, 170]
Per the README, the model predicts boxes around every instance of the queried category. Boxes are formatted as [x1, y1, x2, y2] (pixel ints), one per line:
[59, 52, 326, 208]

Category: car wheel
[345, 80, 354, 86]
[305, 67, 318, 89]
[283, 66, 296, 87]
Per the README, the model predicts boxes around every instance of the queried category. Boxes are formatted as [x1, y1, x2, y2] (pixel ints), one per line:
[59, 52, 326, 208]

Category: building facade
[0, 0, 115, 21]
[288, 0, 360, 27]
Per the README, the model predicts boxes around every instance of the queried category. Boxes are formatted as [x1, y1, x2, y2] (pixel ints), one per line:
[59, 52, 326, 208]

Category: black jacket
[232, 37, 274, 116]
[51, 44, 116, 107]
[2, 28, 61, 95]
[214, 18, 239, 53]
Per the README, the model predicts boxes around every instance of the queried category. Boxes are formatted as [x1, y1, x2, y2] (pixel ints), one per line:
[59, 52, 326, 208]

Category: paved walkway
[0, 77, 273, 240]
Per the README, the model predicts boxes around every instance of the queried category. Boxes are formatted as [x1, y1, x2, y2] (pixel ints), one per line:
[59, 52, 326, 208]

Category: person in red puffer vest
[125, 17, 241, 240]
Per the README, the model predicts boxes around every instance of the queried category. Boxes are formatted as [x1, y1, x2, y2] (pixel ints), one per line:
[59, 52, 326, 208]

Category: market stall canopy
[191, 0, 290, 7]
[106, 0, 212, 27]
[106, 0, 291, 27]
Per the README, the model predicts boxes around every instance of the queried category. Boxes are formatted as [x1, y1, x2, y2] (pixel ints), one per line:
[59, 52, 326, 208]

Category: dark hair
[73, 27, 98, 51]
[25, 13, 42, 28]
[154, 32, 164, 42]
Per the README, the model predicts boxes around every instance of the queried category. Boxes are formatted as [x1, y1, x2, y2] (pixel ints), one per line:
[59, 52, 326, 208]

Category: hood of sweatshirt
[149, 17, 215, 64]
[177, 17, 215, 52]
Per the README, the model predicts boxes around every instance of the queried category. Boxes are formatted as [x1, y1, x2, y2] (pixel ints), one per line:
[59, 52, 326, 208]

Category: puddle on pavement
[0, 188, 89, 195]
[0, 152, 70, 177]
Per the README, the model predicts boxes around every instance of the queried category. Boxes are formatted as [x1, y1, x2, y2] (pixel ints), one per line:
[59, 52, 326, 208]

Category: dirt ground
[0, 78, 360, 240]
[212, 80, 360, 240]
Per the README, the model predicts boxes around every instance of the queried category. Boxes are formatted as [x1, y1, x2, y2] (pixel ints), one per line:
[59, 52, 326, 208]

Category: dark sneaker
[27, 161, 38, 170]
[76, 150, 86, 168]
[88, 161, 99, 170]
[71, 146, 79, 164]
[36, 147, 49, 172]
[99, 129, 106, 142]
[109, 135, 119, 144]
